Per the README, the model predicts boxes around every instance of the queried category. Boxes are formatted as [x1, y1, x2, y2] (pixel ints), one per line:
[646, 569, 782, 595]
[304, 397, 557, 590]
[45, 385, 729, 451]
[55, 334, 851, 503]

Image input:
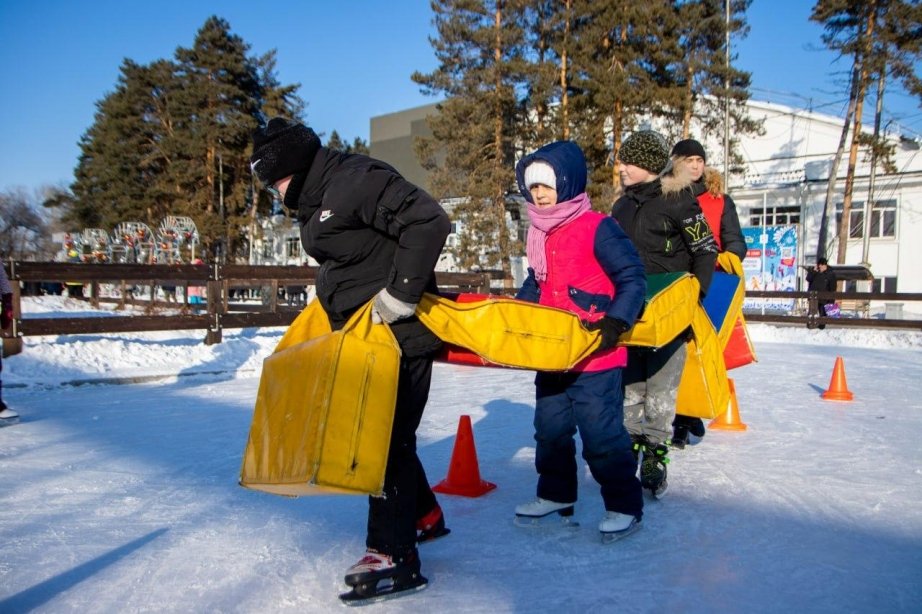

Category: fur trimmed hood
[661, 159, 698, 197]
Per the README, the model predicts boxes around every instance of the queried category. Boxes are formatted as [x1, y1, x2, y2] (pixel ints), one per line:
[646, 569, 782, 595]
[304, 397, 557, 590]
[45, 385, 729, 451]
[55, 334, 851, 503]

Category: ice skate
[670, 423, 689, 449]
[640, 441, 669, 499]
[340, 549, 427, 606]
[0, 406, 19, 426]
[598, 511, 641, 544]
[416, 504, 451, 544]
[514, 497, 578, 528]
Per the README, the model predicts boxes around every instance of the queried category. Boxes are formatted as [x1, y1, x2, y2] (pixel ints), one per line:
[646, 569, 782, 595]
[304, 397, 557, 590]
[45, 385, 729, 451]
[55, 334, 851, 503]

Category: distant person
[0, 266, 18, 424]
[64, 245, 84, 299]
[669, 138, 746, 446]
[807, 257, 837, 330]
[610, 130, 718, 498]
[187, 258, 206, 306]
[251, 117, 451, 604]
[512, 141, 647, 543]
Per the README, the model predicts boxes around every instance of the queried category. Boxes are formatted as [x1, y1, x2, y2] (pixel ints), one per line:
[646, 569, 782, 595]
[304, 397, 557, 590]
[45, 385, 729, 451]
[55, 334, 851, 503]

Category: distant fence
[2, 262, 920, 347]
[743, 290, 922, 330]
[3, 262, 491, 345]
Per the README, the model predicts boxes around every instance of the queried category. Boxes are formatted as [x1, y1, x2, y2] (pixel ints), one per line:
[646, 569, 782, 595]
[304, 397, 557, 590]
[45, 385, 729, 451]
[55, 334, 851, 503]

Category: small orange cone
[709, 378, 748, 431]
[821, 356, 854, 401]
[433, 415, 496, 497]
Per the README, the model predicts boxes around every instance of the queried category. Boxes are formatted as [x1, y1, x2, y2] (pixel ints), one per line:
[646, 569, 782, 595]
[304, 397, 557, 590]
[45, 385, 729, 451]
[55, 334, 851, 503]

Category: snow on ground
[1, 296, 921, 613]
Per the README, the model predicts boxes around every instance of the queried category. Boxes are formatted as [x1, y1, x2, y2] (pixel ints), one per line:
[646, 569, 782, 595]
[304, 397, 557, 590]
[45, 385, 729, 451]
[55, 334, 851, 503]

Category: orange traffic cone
[709, 378, 748, 431]
[821, 356, 854, 401]
[433, 415, 496, 497]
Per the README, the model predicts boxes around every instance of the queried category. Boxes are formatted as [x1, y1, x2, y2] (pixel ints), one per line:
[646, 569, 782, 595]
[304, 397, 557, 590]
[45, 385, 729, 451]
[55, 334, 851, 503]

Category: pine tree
[812, 0, 879, 265]
[567, 0, 680, 198]
[672, 0, 762, 171]
[69, 16, 303, 263]
[71, 59, 180, 230]
[413, 0, 530, 275]
[172, 16, 265, 260]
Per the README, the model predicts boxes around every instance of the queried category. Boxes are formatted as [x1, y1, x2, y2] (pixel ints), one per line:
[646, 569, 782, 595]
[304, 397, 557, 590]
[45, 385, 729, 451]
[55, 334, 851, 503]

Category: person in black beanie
[610, 130, 718, 498]
[670, 138, 746, 261]
[669, 138, 746, 447]
[807, 257, 837, 330]
[251, 117, 452, 602]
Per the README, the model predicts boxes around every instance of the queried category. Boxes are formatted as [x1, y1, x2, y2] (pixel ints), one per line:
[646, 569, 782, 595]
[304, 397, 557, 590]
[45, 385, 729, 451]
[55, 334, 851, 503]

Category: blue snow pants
[533, 368, 643, 518]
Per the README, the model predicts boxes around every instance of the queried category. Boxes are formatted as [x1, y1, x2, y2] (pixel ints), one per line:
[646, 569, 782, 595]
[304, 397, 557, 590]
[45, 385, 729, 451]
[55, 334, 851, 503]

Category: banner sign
[742, 225, 798, 313]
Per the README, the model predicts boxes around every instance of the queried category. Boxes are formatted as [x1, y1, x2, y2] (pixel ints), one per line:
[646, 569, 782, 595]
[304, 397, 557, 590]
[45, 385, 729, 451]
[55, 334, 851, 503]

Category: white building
[371, 100, 922, 298]
[703, 99, 921, 294]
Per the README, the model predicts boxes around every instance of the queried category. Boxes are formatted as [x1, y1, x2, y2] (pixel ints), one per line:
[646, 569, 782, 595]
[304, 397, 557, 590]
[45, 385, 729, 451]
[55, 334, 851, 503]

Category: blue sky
[1, 1, 919, 193]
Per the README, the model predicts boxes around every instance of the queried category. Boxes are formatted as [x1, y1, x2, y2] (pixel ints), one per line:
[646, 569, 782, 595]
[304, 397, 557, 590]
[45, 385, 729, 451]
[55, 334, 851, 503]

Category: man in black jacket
[807, 257, 838, 329]
[610, 130, 718, 498]
[251, 118, 451, 601]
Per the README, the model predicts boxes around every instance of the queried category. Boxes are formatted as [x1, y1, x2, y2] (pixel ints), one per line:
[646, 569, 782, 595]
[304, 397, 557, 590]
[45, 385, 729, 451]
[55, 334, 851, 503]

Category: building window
[872, 276, 897, 293]
[834, 200, 896, 238]
[749, 205, 800, 226]
[286, 237, 302, 259]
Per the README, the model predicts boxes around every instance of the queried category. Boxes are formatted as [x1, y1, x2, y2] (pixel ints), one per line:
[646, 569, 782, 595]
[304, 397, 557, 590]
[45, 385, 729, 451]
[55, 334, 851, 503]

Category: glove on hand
[372, 288, 417, 324]
[583, 316, 630, 352]
[0, 293, 11, 330]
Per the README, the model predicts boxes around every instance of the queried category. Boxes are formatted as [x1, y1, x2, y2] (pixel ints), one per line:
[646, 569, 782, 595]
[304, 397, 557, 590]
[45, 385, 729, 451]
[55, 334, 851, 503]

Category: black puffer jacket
[611, 171, 719, 295]
[287, 147, 451, 355]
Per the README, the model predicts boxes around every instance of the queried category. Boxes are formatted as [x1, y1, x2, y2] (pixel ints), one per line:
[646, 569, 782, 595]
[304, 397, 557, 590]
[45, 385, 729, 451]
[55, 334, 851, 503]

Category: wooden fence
[3, 262, 491, 344]
[3, 262, 920, 346]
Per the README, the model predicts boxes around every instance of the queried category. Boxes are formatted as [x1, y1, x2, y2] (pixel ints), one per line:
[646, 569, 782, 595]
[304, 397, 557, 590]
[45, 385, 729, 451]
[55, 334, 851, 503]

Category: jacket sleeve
[720, 195, 747, 261]
[355, 169, 451, 304]
[594, 217, 647, 326]
[676, 196, 718, 295]
[516, 268, 540, 303]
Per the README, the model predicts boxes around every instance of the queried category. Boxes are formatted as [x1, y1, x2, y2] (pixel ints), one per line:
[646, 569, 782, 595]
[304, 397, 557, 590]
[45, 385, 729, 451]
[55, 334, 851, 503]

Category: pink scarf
[526, 192, 592, 282]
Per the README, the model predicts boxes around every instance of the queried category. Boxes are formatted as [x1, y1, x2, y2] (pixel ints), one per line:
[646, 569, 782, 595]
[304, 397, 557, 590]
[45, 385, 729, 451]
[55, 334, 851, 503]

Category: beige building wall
[369, 102, 439, 192]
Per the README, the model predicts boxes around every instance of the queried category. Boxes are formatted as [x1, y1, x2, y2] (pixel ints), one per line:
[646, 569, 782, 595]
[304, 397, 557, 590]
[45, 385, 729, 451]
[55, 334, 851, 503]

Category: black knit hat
[619, 130, 671, 175]
[250, 118, 321, 186]
[671, 138, 707, 162]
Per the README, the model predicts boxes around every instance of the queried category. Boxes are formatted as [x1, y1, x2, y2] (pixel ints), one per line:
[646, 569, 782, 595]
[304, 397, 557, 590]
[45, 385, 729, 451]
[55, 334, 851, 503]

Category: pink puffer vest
[538, 211, 627, 372]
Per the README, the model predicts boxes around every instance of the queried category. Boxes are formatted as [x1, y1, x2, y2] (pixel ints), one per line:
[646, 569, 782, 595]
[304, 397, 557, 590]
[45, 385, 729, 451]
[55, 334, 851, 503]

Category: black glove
[583, 316, 630, 352]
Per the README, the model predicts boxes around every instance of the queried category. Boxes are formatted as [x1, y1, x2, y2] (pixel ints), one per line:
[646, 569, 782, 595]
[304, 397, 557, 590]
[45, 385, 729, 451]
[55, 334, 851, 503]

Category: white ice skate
[0, 407, 19, 426]
[598, 511, 641, 544]
[514, 498, 578, 528]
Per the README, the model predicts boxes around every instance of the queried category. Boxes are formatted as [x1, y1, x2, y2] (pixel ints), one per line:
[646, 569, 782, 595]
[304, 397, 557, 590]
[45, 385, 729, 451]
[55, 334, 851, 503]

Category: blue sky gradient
[1, 1, 919, 193]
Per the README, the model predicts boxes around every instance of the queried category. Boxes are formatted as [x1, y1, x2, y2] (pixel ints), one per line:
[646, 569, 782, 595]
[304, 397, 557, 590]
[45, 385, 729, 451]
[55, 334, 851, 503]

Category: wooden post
[204, 279, 223, 345]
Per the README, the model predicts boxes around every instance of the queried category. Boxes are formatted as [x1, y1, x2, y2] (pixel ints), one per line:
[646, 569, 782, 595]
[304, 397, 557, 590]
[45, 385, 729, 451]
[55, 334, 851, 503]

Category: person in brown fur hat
[610, 130, 718, 499]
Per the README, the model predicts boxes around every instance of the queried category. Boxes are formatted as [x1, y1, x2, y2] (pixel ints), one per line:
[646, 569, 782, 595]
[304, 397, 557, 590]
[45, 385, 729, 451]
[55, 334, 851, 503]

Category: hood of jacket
[515, 141, 587, 203]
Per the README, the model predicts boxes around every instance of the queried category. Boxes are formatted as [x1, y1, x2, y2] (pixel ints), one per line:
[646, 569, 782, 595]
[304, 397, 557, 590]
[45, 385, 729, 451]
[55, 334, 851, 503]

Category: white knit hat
[523, 161, 556, 190]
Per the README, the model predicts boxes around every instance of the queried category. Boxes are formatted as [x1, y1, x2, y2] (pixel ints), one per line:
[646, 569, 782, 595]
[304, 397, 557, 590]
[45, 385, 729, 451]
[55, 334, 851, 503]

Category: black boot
[341, 548, 427, 604]
[640, 441, 669, 498]
[416, 504, 450, 544]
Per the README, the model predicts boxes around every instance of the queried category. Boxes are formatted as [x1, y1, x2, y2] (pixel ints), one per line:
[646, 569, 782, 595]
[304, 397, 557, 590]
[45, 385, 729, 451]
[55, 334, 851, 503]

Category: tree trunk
[682, 64, 694, 138]
[494, 2, 511, 279]
[560, 0, 571, 140]
[817, 65, 859, 263]
[835, 3, 875, 266]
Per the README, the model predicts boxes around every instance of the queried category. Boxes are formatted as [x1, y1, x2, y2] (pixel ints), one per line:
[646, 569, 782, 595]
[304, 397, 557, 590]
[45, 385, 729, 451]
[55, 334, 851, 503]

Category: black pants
[365, 356, 438, 555]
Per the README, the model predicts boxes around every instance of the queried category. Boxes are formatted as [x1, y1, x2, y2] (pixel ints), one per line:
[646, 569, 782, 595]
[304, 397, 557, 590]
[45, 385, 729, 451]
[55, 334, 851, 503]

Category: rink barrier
[2, 262, 920, 347]
[2, 261, 491, 345]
